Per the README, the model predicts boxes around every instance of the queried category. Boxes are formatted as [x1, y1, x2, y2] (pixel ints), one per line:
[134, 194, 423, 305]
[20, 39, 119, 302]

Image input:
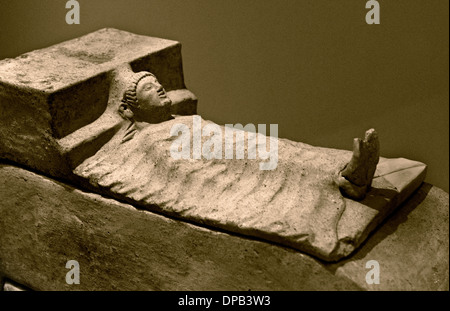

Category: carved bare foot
[336, 129, 380, 200]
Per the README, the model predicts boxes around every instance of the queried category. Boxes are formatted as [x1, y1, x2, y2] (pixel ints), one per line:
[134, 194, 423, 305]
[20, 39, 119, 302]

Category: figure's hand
[335, 129, 380, 200]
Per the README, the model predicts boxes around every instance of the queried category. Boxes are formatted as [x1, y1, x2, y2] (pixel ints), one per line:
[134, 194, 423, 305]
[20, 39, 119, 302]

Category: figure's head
[119, 71, 172, 122]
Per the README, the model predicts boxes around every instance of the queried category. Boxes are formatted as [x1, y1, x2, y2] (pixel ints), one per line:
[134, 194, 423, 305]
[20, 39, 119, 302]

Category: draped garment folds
[74, 115, 358, 261]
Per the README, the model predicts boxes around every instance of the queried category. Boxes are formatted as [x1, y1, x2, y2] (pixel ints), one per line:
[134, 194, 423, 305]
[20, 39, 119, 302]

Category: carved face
[136, 75, 171, 108]
[133, 75, 172, 122]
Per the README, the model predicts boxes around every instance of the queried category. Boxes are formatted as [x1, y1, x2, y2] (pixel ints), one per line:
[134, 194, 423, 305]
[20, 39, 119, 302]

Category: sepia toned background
[0, 0, 448, 192]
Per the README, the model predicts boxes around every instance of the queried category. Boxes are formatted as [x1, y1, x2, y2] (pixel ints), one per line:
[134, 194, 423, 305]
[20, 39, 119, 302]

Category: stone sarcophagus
[0, 29, 447, 291]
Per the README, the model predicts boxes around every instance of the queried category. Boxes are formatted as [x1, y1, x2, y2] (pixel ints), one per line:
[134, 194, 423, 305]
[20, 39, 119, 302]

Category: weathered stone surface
[0, 28, 197, 180]
[0, 164, 447, 290]
[73, 113, 427, 261]
[0, 29, 430, 264]
[0, 164, 360, 291]
[331, 183, 449, 291]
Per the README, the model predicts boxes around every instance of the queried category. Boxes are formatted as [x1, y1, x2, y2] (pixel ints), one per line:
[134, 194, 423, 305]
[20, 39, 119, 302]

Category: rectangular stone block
[0, 164, 359, 291]
[0, 164, 447, 290]
[0, 28, 197, 178]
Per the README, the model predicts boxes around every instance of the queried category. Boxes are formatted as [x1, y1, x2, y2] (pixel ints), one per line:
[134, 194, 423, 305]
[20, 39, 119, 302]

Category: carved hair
[121, 71, 156, 109]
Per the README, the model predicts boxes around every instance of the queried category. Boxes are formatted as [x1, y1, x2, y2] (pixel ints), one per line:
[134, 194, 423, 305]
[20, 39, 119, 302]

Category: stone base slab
[0, 164, 448, 290]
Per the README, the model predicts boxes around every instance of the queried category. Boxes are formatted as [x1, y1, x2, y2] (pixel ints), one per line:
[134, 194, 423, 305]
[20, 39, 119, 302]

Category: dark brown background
[0, 0, 448, 192]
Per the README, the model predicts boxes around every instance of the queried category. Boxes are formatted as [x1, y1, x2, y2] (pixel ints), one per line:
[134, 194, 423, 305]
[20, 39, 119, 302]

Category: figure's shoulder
[142, 115, 200, 134]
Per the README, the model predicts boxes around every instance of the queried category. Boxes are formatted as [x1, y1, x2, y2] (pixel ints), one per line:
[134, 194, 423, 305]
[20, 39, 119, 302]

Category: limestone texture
[0, 28, 430, 265]
[331, 183, 449, 291]
[0, 28, 196, 180]
[73, 115, 427, 262]
[0, 164, 360, 291]
[0, 164, 447, 290]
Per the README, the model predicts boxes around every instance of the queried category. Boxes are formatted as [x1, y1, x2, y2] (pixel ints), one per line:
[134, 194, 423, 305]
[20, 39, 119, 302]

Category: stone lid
[0, 28, 179, 92]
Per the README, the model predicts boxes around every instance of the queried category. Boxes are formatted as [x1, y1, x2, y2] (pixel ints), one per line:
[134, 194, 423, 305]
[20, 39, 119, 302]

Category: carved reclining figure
[67, 70, 380, 200]
[65, 70, 384, 261]
[0, 29, 428, 262]
[120, 71, 379, 201]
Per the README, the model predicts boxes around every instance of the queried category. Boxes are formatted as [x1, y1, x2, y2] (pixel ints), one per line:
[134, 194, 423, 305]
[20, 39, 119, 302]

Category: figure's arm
[57, 64, 133, 168]
[57, 111, 124, 168]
